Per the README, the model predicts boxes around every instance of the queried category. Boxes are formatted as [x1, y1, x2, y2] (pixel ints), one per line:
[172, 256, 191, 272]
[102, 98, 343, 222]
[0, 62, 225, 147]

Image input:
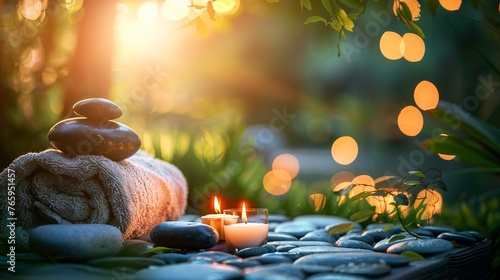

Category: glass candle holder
[223, 208, 268, 251]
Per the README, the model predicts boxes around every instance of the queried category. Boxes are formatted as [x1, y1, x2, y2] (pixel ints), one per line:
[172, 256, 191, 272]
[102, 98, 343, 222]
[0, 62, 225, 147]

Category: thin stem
[395, 206, 420, 239]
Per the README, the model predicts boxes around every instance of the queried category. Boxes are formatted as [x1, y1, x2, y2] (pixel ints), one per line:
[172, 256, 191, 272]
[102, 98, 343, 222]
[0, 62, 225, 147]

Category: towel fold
[0, 149, 188, 251]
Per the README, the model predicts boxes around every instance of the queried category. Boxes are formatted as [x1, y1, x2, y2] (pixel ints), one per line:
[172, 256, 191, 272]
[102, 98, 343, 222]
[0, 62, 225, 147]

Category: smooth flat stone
[387, 238, 454, 255]
[15, 264, 114, 280]
[361, 228, 399, 241]
[195, 251, 239, 263]
[419, 225, 455, 236]
[306, 273, 369, 280]
[85, 257, 165, 269]
[187, 256, 217, 264]
[337, 233, 374, 245]
[134, 263, 242, 280]
[294, 215, 353, 229]
[152, 252, 196, 264]
[150, 222, 219, 250]
[294, 264, 334, 275]
[244, 263, 305, 280]
[275, 221, 317, 238]
[300, 229, 336, 244]
[237, 247, 269, 258]
[373, 235, 418, 252]
[29, 224, 122, 261]
[245, 253, 293, 264]
[276, 245, 297, 252]
[73, 98, 122, 120]
[117, 239, 155, 257]
[289, 246, 370, 255]
[223, 259, 261, 269]
[333, 263, 391, 277]
[263, 243, 276, 252]
[459, 230, 485, 241]
[293, 252, 411, 268]
[48, 117, 141, 161]
[268, 232, 299, 242]
[268, 241, 333, 247]
[264, 251, 303, 261]
[437, 232, 477, 246]
[334, 239, 374, 250]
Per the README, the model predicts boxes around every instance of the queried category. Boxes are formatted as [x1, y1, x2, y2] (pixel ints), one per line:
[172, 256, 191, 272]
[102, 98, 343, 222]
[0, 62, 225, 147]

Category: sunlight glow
[19, 0, 46, 20]
[331, 171, 355, 192]
[161, 0, 190, 21]
[402, 33, 425, 62]
[397, 105, 424, 136]
[331, 136, 358, 165]
[263, 169, 292, 196]
[380, 31, 404, 60]
[272, 153, 300, 179]
[414, 80, 439, 110]
[439, 0, 462, 11]
[350, 175, 375, 198]
[414, 189, 443, 220]
[213, 0, 240, 15]
[437, 134, 456, 160]
[310, 193, 326, 212]
[393, 0, 421, 21]
[138, 1, 158, 25]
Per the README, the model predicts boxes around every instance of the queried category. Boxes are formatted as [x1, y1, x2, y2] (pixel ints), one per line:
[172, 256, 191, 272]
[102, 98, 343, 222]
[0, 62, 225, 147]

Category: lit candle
[223, 204, 269, 250]
[201, 197, 238, 241]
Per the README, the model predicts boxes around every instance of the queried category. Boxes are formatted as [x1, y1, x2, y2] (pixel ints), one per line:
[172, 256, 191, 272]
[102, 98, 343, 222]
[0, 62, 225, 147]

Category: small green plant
[340, 168, 447, 237]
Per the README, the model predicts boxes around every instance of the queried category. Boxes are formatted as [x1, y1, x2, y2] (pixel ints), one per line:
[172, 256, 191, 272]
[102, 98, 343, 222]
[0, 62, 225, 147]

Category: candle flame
[242, 203, 247, 224]
[214, 196, 221, 214]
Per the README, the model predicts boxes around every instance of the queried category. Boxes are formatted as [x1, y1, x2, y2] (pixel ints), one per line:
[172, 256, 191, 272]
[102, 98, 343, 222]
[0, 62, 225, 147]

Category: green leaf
[408, 171, 426, 178]
[401, 251, 426, 261]
[350, 209, 375, 223]
[429, 180, 447, 191]
[338, 8, 354, 32]
[338, 0, 365, 10]
[327, 223, 355, 235]
[399, 2, 413, 22]
[331, 19, 343, 32]
[195, 17, 208, 37]
[321, 0, 334, 14]
[301, 0, 312, 11]
[305, 16, 327, 25]
[383, 224, 396, 232]
[403, 180, 423, 186]
[395, 194, 409, 206]
[408, 21, 425, 38]
[389, 234, 407, 243]
[404, 222, 420, 231]
[142, 246, 175, 256]
[350, 191, 374, 200]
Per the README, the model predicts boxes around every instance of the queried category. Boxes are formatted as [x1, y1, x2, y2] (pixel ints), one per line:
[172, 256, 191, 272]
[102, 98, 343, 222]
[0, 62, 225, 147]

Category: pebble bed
[2, 214, 491, 280]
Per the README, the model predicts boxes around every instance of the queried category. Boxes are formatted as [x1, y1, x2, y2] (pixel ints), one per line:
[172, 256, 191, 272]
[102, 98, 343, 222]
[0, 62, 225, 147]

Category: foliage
[342, 168, 447, 237]
[439, 194, 500, 277]
[422, 101, 500, 172]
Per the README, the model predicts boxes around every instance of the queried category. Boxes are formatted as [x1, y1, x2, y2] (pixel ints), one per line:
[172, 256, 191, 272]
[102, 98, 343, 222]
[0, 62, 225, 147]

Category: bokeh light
[263, 169, 292, 196]
[380, 31, 404, 60]
[138, 1, 158, 25]
[213, 0, 240, 15]
[331, 136, 358, 165]
[19, 0, 46, 20]
[393, 0, 421, 21]
[437, 134, 456, 160]
[272, 153, 300, 179]
[331, 171, 355, 192]
[414, 189, 443, 220]
[161, 0, 190, 21]
[310, 193, 326, 212]
[397, 105, 424, 136]
[402, 33, 425, 62]
[439, 0, 462, 11]
[350, 175, 375, 198]
[414, 80, 439, 110]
